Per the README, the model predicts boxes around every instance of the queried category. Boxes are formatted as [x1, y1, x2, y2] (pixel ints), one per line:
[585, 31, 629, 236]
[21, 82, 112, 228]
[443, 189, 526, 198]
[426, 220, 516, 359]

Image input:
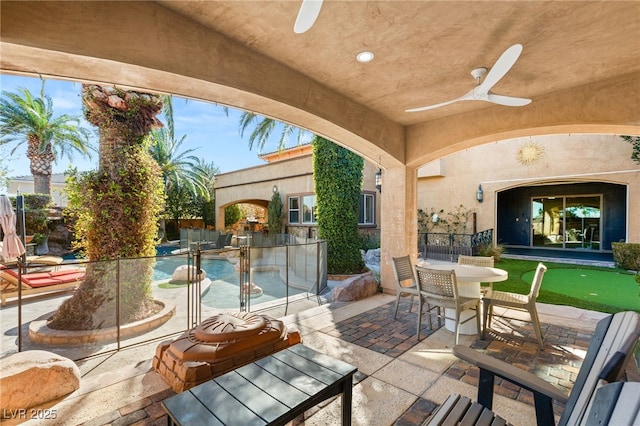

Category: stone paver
[319, 301, 595, 424]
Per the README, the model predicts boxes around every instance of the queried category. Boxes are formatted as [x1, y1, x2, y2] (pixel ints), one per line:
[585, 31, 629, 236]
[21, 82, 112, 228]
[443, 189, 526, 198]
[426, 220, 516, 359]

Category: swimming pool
[153, 256, 308, 310]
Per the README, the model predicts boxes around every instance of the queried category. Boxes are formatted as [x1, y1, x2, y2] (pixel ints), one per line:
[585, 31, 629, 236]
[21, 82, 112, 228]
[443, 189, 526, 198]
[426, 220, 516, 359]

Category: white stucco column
[379, 165, 418, 294]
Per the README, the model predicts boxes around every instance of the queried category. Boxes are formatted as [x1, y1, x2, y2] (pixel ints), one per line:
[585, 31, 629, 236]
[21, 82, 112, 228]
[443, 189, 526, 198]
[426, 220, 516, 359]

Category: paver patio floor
[2, 291, 612, 426]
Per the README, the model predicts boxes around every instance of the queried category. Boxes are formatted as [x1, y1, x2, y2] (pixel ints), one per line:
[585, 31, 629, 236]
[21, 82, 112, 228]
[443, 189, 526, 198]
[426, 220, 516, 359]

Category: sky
[0, 74, 306, 179]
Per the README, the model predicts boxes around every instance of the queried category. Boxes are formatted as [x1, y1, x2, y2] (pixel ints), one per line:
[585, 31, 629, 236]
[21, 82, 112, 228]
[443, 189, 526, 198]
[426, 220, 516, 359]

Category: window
[288, 194, 317, 224]
[289, 193, 375, 225]
[302, 195, 317, 223]
[289, 193, 374, 225]
[359, 193, 375, 225]
[531, 194, 601, 250]
[288, 197, 299, 223]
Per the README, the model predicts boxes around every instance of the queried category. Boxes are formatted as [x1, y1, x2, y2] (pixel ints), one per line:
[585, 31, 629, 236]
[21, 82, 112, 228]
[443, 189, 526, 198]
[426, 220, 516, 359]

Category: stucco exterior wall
[215, 153, 381, 234]
[417, 134, 640, 244]
[6, 174, 68, 207]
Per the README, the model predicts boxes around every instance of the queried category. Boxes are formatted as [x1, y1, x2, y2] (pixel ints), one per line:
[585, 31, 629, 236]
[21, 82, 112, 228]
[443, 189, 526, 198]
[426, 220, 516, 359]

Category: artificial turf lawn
[523, 268, 640, 312]
[493, 258, 639, 314]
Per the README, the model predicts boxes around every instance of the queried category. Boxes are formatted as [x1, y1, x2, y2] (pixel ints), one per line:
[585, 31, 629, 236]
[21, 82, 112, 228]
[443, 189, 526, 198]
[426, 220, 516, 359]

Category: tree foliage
[268, 190, 285, 234]
[313, 137, 365, 274]
[621, 135, 640, 164]
[148, 96, 210, 201]
[0, 84, 92, 195]
[193, 159, 219, 228]
[238, 111, 311, 151]
[225, 204, 242, 228]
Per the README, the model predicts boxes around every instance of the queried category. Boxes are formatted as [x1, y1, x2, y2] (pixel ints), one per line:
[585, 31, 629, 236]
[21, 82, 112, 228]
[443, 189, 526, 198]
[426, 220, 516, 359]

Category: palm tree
[238, 111, 311, 151]
[148, 125, 209, 199]
[149, 96, 213, 237]
[0, 85, 92, 195]
[49, 84, 165, 330]
[195, 158, 219, 228]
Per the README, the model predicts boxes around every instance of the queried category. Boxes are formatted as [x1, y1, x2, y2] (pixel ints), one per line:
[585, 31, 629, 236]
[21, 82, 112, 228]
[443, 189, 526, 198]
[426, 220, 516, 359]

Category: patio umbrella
[0, 195, 26, 260]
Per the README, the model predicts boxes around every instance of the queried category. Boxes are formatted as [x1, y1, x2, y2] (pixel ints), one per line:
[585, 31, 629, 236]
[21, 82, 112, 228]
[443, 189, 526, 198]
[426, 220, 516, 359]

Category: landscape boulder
[0, 350, 80, 411]
[332, 271, 379, 302]
[171, 264, 207, 282]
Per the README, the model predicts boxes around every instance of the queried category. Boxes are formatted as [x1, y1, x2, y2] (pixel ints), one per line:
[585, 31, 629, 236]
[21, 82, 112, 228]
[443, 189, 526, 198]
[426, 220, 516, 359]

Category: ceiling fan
[405, 44, 532, 112]
[294, 0, 323, 34]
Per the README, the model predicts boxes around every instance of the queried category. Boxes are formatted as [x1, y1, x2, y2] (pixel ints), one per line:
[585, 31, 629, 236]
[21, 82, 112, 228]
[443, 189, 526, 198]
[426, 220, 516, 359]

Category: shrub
[477, 243, 505, 262]
[359, 232, 380, 251]
[612, 242, 640, 271]
[225, 204, 242, 229]
[267, 191, 284, 234]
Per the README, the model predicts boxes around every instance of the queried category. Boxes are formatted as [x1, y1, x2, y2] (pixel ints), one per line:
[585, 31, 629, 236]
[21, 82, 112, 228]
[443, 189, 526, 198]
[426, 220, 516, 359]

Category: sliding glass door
[531, 195, 601, 250]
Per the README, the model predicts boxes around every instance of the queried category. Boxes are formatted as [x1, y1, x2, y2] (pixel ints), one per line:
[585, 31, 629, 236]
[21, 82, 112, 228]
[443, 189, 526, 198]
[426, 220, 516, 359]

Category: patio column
[379, 164, 418, 294]
[215, 206, 226, 233]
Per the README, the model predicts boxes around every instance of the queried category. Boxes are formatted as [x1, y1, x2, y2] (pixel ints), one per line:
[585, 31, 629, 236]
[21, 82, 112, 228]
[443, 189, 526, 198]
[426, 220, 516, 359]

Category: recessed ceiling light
[356, 51, 375, 63]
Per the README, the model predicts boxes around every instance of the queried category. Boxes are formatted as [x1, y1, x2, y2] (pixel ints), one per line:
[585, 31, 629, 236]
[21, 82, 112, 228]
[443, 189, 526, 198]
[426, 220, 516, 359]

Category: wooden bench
[426, 311, 640, 426]
[162, 344, 357, 425]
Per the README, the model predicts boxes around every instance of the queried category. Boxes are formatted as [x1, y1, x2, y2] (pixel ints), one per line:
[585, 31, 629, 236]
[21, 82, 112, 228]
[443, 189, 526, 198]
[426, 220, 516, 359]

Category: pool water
[153, 256, 234, 282]
[154, 256, 308, 310]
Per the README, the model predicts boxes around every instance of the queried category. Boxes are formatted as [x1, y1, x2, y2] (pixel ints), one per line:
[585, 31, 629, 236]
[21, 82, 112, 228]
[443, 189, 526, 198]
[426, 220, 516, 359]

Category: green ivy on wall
[313, 137, 365, 274]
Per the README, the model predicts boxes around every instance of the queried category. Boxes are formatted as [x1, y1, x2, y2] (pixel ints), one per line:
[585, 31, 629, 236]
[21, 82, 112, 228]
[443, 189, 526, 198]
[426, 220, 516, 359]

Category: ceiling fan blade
[477, 44, 523, 93]
[294, 0, 323, 34]
[405, 90, 474, 112]
[487, 93, 532, 106]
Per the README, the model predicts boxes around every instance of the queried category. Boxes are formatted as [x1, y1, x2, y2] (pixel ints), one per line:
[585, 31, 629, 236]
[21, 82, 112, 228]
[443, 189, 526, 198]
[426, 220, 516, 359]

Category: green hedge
[612, 242, 640, 271]
[313, 137, 365, 274]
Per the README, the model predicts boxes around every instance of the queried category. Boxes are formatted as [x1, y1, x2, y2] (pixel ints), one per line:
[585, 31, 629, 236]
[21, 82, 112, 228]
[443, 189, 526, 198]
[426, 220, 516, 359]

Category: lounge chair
[0, 264, 84, 306]
[2, 255, 64, 271]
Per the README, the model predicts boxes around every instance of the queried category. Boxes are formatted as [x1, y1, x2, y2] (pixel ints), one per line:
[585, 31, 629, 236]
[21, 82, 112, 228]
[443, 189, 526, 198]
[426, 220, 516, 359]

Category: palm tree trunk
[48, 85, 164, 330]
[26, 135, 54, 195]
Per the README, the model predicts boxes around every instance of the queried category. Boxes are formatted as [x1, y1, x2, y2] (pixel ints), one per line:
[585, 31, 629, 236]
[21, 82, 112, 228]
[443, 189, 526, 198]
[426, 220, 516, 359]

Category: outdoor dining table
[424, 263, 508, 335]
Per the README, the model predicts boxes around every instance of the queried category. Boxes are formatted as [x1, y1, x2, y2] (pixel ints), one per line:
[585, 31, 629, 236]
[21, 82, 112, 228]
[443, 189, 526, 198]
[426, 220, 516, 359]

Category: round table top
[420, 263, 508, 283]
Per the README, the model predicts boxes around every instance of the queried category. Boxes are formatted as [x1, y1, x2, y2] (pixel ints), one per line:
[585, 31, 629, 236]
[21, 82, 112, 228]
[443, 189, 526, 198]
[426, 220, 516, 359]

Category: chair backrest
[527, 262, 547, 300]
[559, 311, 640, 426]
[216, 233, 228, 248]
[391, 256, 416, 290]
[457, 255, 494, 268]
[415, 266, 459, 300]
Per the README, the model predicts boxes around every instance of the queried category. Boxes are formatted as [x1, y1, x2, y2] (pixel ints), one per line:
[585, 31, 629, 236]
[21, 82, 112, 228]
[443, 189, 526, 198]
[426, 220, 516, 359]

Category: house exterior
[214, 144, 381, 240]
[417, 134, 639, 255]
[6, 173, 68, 207]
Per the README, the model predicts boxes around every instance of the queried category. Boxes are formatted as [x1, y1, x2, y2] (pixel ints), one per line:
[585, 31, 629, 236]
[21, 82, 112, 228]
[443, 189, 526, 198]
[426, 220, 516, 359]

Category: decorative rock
[171, 265, 206, 282]
[332, 271, 379, 302]
[242, 282, 263, 298]
[362, 248, 381, 266]
[0, 350, 80, 411]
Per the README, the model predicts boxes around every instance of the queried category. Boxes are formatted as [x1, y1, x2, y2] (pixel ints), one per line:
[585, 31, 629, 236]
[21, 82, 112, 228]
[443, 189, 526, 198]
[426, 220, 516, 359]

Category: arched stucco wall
[417, 134, 640, 245]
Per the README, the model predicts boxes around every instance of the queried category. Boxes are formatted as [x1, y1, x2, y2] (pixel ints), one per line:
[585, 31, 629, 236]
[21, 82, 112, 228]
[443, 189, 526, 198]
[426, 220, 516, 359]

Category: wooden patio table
[162, 344, 357, 425]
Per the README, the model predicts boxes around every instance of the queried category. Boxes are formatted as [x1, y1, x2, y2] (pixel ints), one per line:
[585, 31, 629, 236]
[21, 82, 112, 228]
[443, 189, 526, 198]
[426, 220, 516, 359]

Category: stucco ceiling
[158, 1, 640, 126]
[1, 1, 639, 167]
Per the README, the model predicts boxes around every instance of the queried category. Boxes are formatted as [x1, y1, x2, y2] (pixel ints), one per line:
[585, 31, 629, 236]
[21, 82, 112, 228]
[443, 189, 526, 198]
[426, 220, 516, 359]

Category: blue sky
[0, 74, 305, 178]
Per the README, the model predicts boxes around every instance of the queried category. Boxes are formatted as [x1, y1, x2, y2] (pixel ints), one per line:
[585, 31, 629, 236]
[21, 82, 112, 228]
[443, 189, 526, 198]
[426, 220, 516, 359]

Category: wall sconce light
[375, 169, 382, 192]
[476, 184, 484, 203]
